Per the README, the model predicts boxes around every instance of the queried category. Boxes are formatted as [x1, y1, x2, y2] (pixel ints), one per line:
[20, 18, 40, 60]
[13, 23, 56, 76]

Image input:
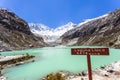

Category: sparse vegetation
[43, 72, 66, 80]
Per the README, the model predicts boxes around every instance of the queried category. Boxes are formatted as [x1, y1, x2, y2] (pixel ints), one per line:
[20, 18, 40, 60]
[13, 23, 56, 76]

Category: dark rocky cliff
[58, 9, 120, 48]
[0, 8, 46, 51]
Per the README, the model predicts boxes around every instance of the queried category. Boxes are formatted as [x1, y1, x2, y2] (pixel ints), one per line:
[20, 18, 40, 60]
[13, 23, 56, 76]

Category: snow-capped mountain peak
[54, 22, 76, 36]
[77, 14, 109, 27]
[29, 22, 76, 42]
[29, 23, 52, 31]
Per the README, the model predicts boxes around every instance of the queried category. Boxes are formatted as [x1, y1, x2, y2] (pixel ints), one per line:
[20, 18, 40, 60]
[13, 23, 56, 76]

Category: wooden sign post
[71, 48, 109, 80]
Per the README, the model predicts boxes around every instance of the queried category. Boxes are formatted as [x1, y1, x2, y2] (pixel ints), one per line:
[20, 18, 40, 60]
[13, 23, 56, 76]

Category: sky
[0, 0, 120, 28]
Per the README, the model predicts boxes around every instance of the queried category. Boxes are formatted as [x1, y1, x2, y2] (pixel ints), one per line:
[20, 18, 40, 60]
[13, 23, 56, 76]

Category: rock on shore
[0, 76, 6, 80]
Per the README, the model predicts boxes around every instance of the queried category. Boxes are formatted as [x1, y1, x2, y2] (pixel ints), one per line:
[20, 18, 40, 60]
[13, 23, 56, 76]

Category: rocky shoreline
[42, 61, 120, 80]
[0, 54, 35, 80]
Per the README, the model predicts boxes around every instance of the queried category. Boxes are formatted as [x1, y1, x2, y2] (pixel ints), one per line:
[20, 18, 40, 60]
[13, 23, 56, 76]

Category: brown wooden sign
[71, 48, 109, 80]
[71, 48, 109, 55]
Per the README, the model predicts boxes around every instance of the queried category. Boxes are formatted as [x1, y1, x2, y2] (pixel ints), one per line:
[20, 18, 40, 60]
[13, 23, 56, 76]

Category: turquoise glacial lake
[1, 46, 120, 80]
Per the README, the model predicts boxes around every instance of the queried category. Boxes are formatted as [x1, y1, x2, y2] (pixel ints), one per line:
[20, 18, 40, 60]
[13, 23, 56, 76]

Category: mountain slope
[29, 22, 76, 42]
[0, 8, 45, 51]
[57, 9, 120, 48]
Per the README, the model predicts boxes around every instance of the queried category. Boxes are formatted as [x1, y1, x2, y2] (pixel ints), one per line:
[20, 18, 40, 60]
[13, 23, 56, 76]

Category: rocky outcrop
[0, 8, 46, 51]
[0, 54, 35, 69]
[0, 54, 35, 80]
[42, 71, 71, 80]
[58, 9, 120, 48]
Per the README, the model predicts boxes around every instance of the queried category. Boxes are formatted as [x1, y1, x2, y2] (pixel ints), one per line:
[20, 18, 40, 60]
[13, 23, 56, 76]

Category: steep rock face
[58, 9, 120, 48]
[0, 8, 45, 51]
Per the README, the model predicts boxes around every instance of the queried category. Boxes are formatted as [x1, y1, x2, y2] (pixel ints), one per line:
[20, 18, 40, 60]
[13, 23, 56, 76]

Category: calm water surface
[1, 46, 120, 80]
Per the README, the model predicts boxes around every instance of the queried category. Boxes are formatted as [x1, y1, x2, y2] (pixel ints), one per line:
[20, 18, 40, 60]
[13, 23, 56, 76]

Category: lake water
[1, 46, 120, 80]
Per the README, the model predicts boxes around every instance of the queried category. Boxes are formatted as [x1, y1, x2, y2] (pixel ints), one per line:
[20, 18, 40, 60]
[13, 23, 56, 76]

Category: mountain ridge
[57, 9, 120, 48]
[0, 8, 46, 51]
